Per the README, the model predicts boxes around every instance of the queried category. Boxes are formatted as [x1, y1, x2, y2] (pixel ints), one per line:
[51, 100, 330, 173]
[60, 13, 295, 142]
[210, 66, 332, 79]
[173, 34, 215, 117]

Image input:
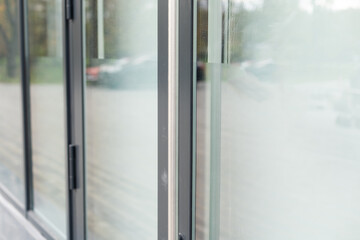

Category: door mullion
[19, 0, 33, 213]
[63, 0, 86, 239]
[178, 0, 195, 239]
[158, 0, 169, 239]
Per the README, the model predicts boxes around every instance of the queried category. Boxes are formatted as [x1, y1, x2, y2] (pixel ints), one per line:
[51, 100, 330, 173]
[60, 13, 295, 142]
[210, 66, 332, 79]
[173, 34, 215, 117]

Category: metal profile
[168, 0, 178, 239]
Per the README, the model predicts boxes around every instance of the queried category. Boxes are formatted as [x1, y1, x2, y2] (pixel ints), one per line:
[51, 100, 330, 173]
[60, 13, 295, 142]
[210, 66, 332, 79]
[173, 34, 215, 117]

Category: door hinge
[68, 144, 79, 190]
[65, 0, 74, 20]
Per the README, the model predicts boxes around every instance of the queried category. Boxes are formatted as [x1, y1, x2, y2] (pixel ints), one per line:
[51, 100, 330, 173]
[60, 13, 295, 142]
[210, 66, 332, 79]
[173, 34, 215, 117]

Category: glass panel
[84, 0, 158, 239]
[28, 0, 66, 236]
[0, 0, 24, 202]
[195, 0, 360, 239]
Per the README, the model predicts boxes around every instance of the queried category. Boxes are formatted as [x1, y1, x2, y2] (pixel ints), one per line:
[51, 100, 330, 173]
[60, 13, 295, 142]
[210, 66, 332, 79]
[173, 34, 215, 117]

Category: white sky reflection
[232, 0, 264, 10]
[299, 0, 360, 13]
[229, 0, 360, 12]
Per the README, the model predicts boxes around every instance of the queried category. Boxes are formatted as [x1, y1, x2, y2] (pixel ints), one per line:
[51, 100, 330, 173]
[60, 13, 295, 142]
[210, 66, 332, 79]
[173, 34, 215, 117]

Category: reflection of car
[335, 88, 360, 128]
[86, 66, 100, 81]
[242, 59, 275, 81]
[86, 55, 157, 89]
[197, 61, 206, 81]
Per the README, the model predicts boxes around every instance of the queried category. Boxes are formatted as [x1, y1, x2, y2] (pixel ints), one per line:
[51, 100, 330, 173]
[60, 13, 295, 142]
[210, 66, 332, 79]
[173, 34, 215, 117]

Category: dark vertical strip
[63, 0, 86, 239]
[19, 0, 33, 212]
[158, 0, 168, 239]
[63, 0, 73, 238]
[178, 0, 194, 239]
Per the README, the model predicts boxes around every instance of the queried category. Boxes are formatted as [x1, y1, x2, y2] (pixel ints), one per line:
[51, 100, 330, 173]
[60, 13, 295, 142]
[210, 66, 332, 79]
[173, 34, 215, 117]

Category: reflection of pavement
[30, 84, 66, 237]
[86, 86, 157, 240]
[0, 83, 24, 202]
[0, 84, 157, 239]
[196, 80, 360, 240]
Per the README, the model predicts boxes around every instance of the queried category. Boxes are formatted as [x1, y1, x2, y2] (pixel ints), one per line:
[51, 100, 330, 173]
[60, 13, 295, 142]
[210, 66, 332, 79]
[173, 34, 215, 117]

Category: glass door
[194, 0, 360, 239]
[27, 0, 66, 237]
[0, 0, 25, 204]
[1, 0, 168, 239]
[83, 0, 158, 239]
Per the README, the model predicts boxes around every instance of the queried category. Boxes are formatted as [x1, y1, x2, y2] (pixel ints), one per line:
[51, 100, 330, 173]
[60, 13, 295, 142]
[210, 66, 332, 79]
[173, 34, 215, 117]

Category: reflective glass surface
[0, 0, 24, 203]
[195, 0, 360, 239]
[84, 0, 158, 239]
[28, 0, 66, 236]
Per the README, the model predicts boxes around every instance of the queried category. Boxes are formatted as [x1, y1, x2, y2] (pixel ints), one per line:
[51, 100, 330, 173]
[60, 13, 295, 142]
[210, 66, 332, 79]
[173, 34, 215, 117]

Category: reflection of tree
[28, 0, 49, 57]
[197, 1, 208, 62]
[86, 0, 157, 60]
[200, 0, 360, 65]
[0, 0, 18, 78]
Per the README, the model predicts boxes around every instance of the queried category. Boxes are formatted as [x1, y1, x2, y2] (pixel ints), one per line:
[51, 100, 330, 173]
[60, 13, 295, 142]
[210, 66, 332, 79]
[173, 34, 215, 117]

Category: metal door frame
[178, 0, 196, 239]
[0, 0, 199, 239]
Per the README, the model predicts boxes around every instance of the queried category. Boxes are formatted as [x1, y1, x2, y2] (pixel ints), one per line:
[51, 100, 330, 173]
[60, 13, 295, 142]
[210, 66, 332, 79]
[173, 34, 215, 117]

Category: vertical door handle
[65, 0, 74, 20]
[68, 144, 79, 190]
